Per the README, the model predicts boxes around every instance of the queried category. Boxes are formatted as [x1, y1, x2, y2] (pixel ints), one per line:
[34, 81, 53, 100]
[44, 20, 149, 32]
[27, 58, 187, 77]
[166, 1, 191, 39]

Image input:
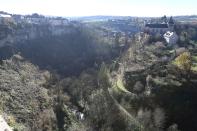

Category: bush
[7, 115, 16, 127]
[174, 52, 192, 72]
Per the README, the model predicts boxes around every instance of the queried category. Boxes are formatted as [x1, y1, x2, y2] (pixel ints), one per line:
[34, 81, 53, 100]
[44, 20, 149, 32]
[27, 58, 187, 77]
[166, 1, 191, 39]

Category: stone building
[144, 16, 175, 34]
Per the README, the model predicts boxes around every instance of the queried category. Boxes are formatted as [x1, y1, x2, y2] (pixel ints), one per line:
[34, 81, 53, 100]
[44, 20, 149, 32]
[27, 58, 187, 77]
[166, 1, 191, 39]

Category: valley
[1, 13, 197, 131]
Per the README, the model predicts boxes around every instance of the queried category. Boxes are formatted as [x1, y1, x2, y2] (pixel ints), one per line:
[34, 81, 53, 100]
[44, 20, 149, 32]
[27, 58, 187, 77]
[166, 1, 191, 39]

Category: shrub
[174, 52, 192, 72]
[7, 115, 16, 127]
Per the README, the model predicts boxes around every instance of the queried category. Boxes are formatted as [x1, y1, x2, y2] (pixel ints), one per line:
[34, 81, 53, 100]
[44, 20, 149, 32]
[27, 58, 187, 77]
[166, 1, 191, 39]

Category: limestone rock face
[0, 115, 12, 131]
[0, 20, 74, 48]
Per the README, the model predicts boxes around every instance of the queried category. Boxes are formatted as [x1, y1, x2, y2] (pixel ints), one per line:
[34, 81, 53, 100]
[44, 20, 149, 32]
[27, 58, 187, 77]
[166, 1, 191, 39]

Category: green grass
[116, 77, 131, 93]
[192, 56, 197, 62]
[191, 56, 197, 71]
[153, 78, 168, 86]
[172, 55, 197, 72]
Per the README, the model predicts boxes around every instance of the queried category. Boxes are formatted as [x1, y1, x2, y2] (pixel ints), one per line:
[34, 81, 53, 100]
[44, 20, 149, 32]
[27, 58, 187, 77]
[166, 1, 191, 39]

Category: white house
[163, 31, 178, 45]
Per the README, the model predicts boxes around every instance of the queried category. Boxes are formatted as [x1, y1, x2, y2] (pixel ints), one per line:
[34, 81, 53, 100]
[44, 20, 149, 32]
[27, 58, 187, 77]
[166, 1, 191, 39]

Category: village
[0, 11, 178, 47]
[0, 11, 69, 26]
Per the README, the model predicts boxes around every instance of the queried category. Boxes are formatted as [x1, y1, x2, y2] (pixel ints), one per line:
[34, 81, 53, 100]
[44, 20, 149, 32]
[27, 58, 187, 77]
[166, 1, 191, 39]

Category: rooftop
[145, 23, 168, 28]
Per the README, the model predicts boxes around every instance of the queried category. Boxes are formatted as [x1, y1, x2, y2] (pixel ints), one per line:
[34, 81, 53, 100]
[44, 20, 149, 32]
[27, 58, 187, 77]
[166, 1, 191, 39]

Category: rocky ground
[0, 115, 12, 131]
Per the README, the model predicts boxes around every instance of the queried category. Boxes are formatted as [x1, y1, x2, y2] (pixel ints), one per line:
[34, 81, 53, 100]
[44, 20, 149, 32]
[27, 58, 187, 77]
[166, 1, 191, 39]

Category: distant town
[1, 10, 197, 50]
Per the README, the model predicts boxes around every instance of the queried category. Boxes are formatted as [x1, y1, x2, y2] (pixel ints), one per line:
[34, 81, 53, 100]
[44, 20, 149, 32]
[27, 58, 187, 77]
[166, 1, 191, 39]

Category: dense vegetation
[1, 17, 197, 131]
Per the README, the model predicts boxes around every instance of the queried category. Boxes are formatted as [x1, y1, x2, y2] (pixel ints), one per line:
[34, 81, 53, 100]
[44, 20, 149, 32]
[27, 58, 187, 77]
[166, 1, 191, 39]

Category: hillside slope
[0, 54, 56, 130]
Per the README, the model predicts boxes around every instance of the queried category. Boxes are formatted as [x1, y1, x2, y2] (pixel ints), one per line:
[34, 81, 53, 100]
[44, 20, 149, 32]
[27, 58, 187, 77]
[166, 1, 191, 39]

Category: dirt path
[108, 88, 143, 130]
[108, 63, 144, 130]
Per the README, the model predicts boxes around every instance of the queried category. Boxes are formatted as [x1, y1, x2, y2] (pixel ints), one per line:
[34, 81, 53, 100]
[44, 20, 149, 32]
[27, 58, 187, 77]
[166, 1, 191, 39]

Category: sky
[0, 0, 196, 17]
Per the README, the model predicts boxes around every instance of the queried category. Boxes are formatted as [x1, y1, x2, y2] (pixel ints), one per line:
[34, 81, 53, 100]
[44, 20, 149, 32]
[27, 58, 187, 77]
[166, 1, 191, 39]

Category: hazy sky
[0, 0, 196, 17]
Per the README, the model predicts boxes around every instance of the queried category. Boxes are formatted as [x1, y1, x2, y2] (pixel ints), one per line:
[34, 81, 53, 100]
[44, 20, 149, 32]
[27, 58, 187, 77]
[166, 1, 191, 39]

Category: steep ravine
[1, 19, 197, 131]
[0, 23, 116, 77]
[0, 22, 122, 130]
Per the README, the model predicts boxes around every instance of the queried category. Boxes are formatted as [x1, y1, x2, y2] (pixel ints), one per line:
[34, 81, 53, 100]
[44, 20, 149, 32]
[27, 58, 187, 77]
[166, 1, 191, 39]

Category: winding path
[108, 85, 143, 130]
